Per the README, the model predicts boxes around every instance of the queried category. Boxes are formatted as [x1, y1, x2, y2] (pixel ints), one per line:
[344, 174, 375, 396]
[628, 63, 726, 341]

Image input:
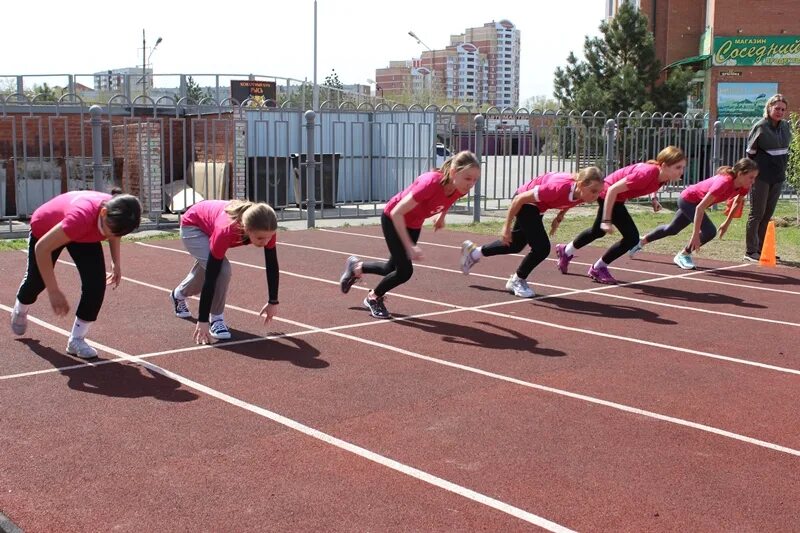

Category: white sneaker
[170, 290, 192, 318]
[209, 320, 232, 340]
[505, 274, 535, 298]
[628, 240, 644, 258]
[460, 240, 479, 274]
[11, 307, 28, 335]
[66, 337, 99, 359]
[673, 252, 696, 270]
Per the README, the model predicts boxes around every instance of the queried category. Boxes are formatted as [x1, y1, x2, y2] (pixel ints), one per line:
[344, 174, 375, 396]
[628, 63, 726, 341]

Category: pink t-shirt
[681, 174, 750, 204]
[516, 172, 582, 213]
[30, 191, 110, 242]
[181, 200, 277, 260]
[383, 171, 466, 229]
[601, 163, 662, 203]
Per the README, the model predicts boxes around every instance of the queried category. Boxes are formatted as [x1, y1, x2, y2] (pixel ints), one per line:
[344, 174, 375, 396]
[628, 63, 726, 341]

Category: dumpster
[290, 153, 341, 208]
[247, 156, 290, 207]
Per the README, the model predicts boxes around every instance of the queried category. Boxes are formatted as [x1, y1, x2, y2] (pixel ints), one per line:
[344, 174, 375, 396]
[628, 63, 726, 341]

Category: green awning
[663, 54, 711, 70]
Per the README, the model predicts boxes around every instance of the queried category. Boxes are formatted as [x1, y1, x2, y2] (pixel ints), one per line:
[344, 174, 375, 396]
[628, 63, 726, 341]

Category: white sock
[173, 288, 186, 300]
[210, 313, 224, 324]
[593, 259, 608, 269]
[14, 300, 29, 314]
[70, 318, 91, 340]
[564, 242, 576, 256]
[470, 247, 483, 261]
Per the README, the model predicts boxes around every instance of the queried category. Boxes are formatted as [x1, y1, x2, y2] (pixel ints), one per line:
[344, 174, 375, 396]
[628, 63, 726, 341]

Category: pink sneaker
[588, 265, 618, 285]
[555, 244, 573, 274]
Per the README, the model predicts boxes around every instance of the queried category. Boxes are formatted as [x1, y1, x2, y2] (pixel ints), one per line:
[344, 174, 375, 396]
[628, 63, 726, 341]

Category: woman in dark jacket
[744, 94, 791, 261]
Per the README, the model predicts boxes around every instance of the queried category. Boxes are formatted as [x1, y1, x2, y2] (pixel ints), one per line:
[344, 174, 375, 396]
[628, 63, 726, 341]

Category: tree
[185, 76, 212, 103]
[553, 2, 694, 114]
[787, 112, 800, 221]
[322, 69, 344, 107]
[29, 83, 62, 103]
[522, 95, 560, 112]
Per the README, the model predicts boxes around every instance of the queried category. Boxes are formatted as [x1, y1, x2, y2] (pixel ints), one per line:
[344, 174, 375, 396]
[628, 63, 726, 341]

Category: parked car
[435, 143, 452, 167]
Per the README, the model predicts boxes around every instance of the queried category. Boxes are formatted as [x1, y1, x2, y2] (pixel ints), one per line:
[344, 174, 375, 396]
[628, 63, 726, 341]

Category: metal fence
[1, 94, 796, 229]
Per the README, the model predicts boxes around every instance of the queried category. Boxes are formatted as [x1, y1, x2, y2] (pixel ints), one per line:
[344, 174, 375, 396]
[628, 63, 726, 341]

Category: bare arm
[719, 194, 745, 238]
[689, 191, 717, 251]
[390, 194, 421, 259]
[601, 179, 629, 230]
[106, 236, 122, 288]
[501, 190, 537, 243]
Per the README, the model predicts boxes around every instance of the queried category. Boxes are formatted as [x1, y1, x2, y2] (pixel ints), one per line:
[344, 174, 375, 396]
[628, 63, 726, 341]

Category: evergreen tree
[553, 2, 694, 114]
[185, 76, 212, 103]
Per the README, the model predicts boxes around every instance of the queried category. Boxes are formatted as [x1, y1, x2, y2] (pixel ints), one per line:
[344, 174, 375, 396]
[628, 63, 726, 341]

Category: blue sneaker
[628, 241, 644, 258]
[673, 252, 695, 270]
[460, 240, 479, 274]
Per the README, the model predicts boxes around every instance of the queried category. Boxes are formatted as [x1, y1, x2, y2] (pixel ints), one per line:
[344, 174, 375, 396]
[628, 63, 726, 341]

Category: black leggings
[572, 198, 639, 264]
[361, 213, 421, 297]
[16, 234, 107, 322]
[643, 197, 717, 249]
[481, 204, 550, 279]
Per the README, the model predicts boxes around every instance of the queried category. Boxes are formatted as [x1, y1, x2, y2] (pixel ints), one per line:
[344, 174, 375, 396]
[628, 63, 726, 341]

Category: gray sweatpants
[176, 225, 231, 317]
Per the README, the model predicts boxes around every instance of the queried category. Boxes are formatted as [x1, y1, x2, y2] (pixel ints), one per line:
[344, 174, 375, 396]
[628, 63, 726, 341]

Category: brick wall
[0, 110, 244, 215]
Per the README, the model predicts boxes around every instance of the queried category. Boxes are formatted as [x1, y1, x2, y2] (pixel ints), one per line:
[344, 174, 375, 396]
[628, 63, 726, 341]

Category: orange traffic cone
[759, 220, 777, 267]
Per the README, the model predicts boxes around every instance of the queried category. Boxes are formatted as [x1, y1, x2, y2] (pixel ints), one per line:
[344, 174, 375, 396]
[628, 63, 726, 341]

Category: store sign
[713, 36, 800, 66]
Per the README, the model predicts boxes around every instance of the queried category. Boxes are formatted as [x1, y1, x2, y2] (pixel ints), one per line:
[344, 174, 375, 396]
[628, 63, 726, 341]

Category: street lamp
[142, 30, 163, 96]
[408, 30, 436, 102]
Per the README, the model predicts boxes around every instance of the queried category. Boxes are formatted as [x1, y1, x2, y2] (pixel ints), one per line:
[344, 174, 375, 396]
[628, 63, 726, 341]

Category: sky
[1, 0, 605, 103]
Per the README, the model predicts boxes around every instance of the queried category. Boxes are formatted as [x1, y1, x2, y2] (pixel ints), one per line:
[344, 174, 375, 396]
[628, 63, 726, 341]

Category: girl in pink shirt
[339, 151, 481, 319]
[11, 189, 142, 359]
[172, 200, 279, 345]
[629, 158, 758, 269]
[459, 167, 604, 297]
[556, 146, 687, 284]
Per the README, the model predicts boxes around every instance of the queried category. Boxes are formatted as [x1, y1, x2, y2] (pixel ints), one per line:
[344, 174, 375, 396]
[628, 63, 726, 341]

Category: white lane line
[0, 306, 574, 532]
[135, 242, 800, 377]
[318, 227, 800, 295]
[6, 268, 800, 461]
[273, 241, 800, 328]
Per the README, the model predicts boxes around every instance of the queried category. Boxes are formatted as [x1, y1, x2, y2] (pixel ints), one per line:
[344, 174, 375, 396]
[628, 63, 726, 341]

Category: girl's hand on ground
[689, 234, 702, 252]
[719, 222, 730, 238]
[47, 289, 69, 317]
[259, 303, 278, 325]
[433, 218, 445, 231]
[600, 222, 614, 234]
[106, 264, 122, 288]
[194, 322, 211, 345]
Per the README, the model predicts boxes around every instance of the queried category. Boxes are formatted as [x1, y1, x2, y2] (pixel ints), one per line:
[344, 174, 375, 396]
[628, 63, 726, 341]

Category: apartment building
[375, 19, 520, 107]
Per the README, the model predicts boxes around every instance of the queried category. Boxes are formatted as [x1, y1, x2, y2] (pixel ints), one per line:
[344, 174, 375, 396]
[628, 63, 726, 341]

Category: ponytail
[226, 200, 278, 232]
[574, 166, 603, 187]
[646, 145, 686, 166]
[717, 158, 758, 178]
[438, 150, 480, 186]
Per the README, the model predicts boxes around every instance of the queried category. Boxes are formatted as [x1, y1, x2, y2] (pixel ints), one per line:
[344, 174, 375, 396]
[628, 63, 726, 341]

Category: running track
[1, 226, 798, 532]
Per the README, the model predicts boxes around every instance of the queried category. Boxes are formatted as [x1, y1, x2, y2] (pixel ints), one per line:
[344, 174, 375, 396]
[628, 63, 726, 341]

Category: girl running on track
[171, 200, 279, 344]
[11, 189, 142, 359]
[459, 167, 604, 297]
[628, 158, 758, 270]
[339, 151, 481, 319]
[555, 145, 687, 284]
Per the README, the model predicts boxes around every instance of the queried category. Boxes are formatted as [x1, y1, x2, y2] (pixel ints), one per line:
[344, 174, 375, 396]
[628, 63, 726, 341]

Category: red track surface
[1, 226, 798, 531]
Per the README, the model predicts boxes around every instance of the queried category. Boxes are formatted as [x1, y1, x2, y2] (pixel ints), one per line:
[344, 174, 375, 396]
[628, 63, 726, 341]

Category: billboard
[230, 80, 277, 105]
[713, 36, 800, 66]
[717, 82, 778, 128]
